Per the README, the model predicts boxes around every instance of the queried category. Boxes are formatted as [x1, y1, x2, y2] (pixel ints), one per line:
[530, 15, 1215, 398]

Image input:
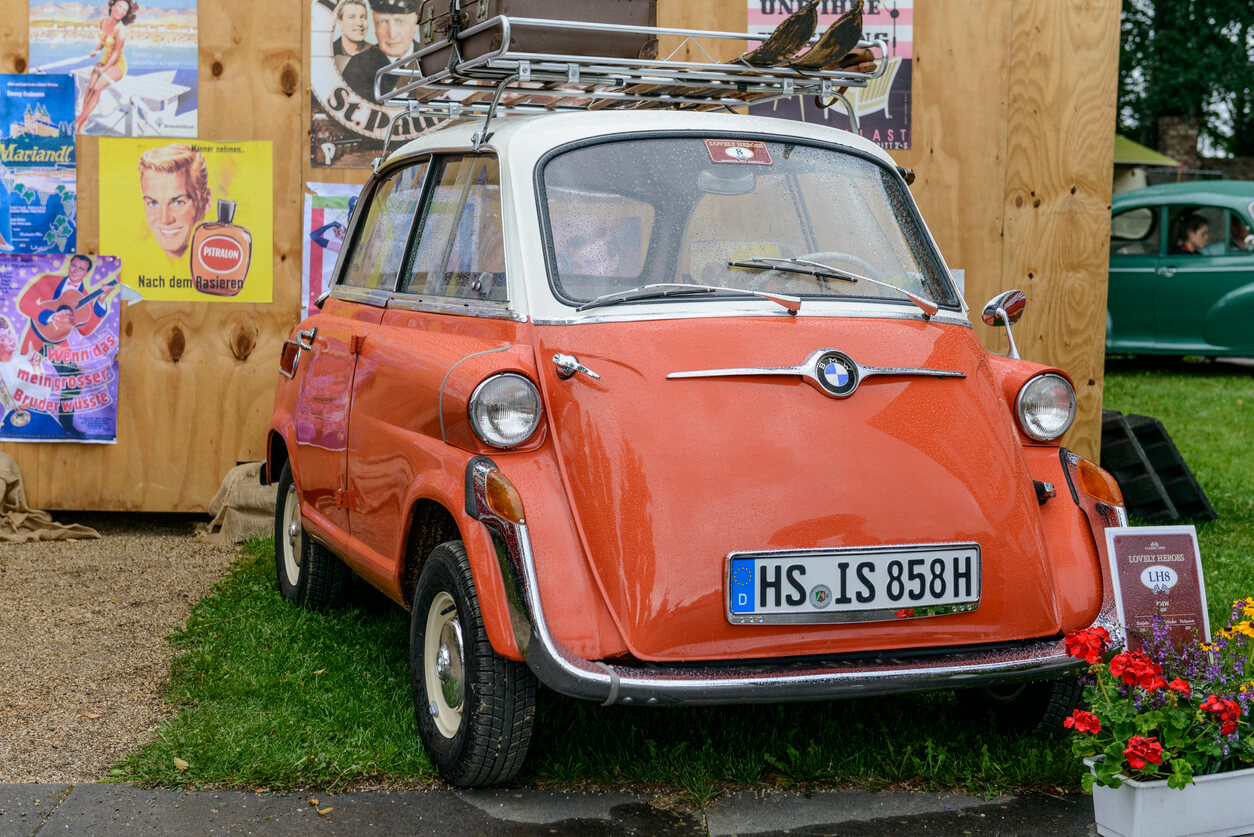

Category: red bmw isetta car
[265, 109, 1126, 786]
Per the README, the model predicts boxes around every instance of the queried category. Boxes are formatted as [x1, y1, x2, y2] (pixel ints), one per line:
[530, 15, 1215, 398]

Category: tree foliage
[1119, 0, 1254, 156]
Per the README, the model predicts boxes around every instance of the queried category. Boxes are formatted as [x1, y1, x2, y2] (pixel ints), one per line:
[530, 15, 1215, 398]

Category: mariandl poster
[29, 0, 198, 137]
[310, 0, 447, 168]
[302, 181, 361, 317]
[0, 253, 121, 443]
[747, 0, 913, 150]
[0, 74, 77, 254]
[98, 138, 273, 303]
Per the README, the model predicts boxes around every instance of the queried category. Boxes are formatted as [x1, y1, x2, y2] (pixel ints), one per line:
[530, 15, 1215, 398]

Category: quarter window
[339, 162, 428, 290]
[1109, 207, 1157, 256]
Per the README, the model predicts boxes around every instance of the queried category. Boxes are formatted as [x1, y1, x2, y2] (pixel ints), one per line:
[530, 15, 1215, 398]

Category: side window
[402, 156, 507, 302]
[339, 162, 427, 290]
[1110, 207, 1157, 256]
[1167, 205, 1224, 257]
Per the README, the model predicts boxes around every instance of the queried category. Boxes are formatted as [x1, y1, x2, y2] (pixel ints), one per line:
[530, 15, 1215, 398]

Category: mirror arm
[997, 307, 1021, 359]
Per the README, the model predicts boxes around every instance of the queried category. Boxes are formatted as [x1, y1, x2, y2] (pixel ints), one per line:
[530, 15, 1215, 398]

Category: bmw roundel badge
[815, 352, 859, 397]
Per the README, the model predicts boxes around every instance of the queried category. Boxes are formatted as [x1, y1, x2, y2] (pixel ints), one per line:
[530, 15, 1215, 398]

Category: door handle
[1156, 266, 1177, 277]
[552, 353, 601, 380]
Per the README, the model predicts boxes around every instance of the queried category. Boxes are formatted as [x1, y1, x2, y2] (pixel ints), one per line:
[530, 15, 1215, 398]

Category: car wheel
[411, 540, 536, 786]
[956, 674, 1082, 736]
[273, 461, 349, 610]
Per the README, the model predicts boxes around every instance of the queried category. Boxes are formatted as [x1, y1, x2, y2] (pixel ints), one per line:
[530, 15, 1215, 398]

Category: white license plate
[726, 543, 981, 624]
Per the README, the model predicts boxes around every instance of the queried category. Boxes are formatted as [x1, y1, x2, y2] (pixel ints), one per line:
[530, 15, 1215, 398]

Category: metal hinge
[335, 489, 357, 510]
[350, 334, 366, 355]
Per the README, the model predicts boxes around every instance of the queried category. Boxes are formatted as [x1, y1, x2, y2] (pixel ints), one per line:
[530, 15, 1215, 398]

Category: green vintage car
[1108, 181, 1254, 355]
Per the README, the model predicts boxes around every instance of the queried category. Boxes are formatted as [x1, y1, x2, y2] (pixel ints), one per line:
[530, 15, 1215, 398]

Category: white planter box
[1086, 757, 1254, 837]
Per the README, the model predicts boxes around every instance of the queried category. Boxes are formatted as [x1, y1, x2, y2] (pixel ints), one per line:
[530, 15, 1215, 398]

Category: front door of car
[346, 154, 512, 575]
[1155, 205, 1247, 353]
[1106, 205, 1160, 352]
[295, 161, 428, 538]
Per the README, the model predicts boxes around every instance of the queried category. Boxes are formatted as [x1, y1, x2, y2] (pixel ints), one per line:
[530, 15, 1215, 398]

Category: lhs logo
[816, 352, 859, 397]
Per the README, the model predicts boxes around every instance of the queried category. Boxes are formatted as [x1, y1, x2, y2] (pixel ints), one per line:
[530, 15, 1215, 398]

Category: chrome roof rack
[375, 15, 886, 132]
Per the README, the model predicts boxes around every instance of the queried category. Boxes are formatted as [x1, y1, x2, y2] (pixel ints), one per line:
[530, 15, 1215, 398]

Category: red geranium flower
[1108, 650, 1164, 689]
[1201, 694, 1241, 735]
[1167, 678, 1191, 697]
[895, 608, 914, 618]
[1064, 627, 1111, 664]
[1123, 735, 1164, 770]
[1063, 709, 1101, 734]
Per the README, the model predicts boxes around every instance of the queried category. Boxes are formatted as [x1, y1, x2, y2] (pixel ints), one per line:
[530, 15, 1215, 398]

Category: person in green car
[1170, 214, 1209, 255]
[1230, 216, 1252, 251]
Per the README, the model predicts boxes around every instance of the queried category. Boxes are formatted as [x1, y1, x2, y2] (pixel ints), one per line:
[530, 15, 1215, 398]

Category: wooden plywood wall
[0, 0, 1119, 510]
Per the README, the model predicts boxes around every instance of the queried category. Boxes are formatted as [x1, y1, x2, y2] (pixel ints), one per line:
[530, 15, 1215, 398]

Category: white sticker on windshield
[705, 139, 773, 165]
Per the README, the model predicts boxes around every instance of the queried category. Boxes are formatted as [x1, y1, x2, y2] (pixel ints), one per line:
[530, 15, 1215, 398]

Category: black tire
[411, 540, 536, 786]
[273, 461, 350, 610]
[956, 674, 1083, 736]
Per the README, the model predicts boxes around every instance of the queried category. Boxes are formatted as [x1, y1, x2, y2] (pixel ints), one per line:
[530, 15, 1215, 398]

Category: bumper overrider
[465, 452, 1125, 707]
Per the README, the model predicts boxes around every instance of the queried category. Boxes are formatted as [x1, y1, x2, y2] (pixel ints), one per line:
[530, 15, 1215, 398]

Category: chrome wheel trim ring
[424, 591, 464, 739]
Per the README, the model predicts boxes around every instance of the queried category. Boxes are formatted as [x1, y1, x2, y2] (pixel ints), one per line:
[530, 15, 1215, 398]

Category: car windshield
[539, 136, 960, 309]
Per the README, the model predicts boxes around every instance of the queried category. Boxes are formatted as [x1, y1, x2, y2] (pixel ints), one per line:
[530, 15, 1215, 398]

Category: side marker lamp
[1078, 458, 1124, 508]
[486, 469, 526, 525]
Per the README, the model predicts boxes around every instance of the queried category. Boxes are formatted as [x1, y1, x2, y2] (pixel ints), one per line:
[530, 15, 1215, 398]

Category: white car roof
[385, 109, 898, 166]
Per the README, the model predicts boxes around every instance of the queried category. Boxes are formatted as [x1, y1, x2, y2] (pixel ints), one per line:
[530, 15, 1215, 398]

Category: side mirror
[981, 289, 1027, 359]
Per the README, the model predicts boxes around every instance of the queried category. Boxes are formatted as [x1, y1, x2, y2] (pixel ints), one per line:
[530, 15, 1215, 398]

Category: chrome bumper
[467, 453, 1124, 707]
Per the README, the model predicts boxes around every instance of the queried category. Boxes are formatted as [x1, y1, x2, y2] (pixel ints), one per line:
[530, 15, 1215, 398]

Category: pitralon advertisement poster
[0, 253, 121, 443]
[98, 138, 273, 303]
[747, 0, 913, 150]
[302, 181, 361, 318]
[0, 74, 77, 254]
[309, 0, 447, 168]
[29, 0, 198, 137]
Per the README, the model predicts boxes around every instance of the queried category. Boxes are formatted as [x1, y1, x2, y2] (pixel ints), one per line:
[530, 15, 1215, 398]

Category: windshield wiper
[575, 283, 801, 314]
[728, 257, 939, 320]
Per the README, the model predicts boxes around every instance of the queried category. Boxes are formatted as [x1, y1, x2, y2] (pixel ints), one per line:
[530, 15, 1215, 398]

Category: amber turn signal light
[279, 341, 300, 376]
[1077, 458, 1124, 508]
[486, 469, 526, 524]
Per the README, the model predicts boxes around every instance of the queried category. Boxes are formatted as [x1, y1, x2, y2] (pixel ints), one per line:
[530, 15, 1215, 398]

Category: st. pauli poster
[29, 0, 199, 137]
[0, 74, 77, 254]
[0, 254, 121, 443]
[98, 138, 273, 303]
[310, 0, 447, 168]
[747, 0, 913, 150]
[302, 182, 360, 317]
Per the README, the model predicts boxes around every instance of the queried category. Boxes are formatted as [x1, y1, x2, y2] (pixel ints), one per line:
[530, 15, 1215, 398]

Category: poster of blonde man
[98, 138, 273, 302]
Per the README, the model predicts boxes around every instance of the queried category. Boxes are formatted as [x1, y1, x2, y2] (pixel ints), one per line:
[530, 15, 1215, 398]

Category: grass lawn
[112, 359, 1254, 796]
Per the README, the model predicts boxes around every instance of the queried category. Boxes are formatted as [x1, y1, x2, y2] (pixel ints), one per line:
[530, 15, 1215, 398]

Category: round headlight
[468, 373, 543, 448]
[1015, 373, 1076, 441]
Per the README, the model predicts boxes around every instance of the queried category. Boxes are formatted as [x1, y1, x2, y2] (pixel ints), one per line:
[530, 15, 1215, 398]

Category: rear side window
[1110, 207, 1157, 256]
[403, 156, 507, 302]
[339, 162, 428, 290]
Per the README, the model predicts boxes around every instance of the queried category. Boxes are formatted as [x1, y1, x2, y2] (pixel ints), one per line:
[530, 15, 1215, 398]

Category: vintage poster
[302, 182, 362, 317]
[29, 0, 198, 137]
[310, 0, 447, 168]
[747, 0, 913, 150]
[98, 138, 273, 303]
[1106, 526, 1210, 650]
[0, 75, 77, 254]
[0, 254, 121, 443]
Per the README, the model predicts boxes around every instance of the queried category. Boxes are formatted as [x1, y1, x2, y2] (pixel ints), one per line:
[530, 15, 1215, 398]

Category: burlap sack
[195, 461, 276, 544]
[0, 453, 100, 542]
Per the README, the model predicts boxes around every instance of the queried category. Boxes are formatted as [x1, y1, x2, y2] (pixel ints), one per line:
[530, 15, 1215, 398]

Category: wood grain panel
[657, 0, 746, 62]
[0, 1, 304, 510]
[998, 0, 1120, 458]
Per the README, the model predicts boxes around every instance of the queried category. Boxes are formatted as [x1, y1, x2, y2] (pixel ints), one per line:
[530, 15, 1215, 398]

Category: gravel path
[0, 514, 239, 783]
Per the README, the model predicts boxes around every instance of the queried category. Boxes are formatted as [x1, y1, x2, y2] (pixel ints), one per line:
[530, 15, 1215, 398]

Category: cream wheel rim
[424, 591, 465, 739]
[281, 483, 302, 588]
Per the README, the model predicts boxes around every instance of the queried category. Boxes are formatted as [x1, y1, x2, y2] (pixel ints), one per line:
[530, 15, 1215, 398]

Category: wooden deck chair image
[847, 56, 902, 120]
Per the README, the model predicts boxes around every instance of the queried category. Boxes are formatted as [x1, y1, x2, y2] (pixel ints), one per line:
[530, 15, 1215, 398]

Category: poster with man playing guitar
[0, 253, 120, 442]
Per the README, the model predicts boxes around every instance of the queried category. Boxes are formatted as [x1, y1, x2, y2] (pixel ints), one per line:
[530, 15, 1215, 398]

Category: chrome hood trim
[467, 458, 1118, 707]
[668, 347, 965, 399]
